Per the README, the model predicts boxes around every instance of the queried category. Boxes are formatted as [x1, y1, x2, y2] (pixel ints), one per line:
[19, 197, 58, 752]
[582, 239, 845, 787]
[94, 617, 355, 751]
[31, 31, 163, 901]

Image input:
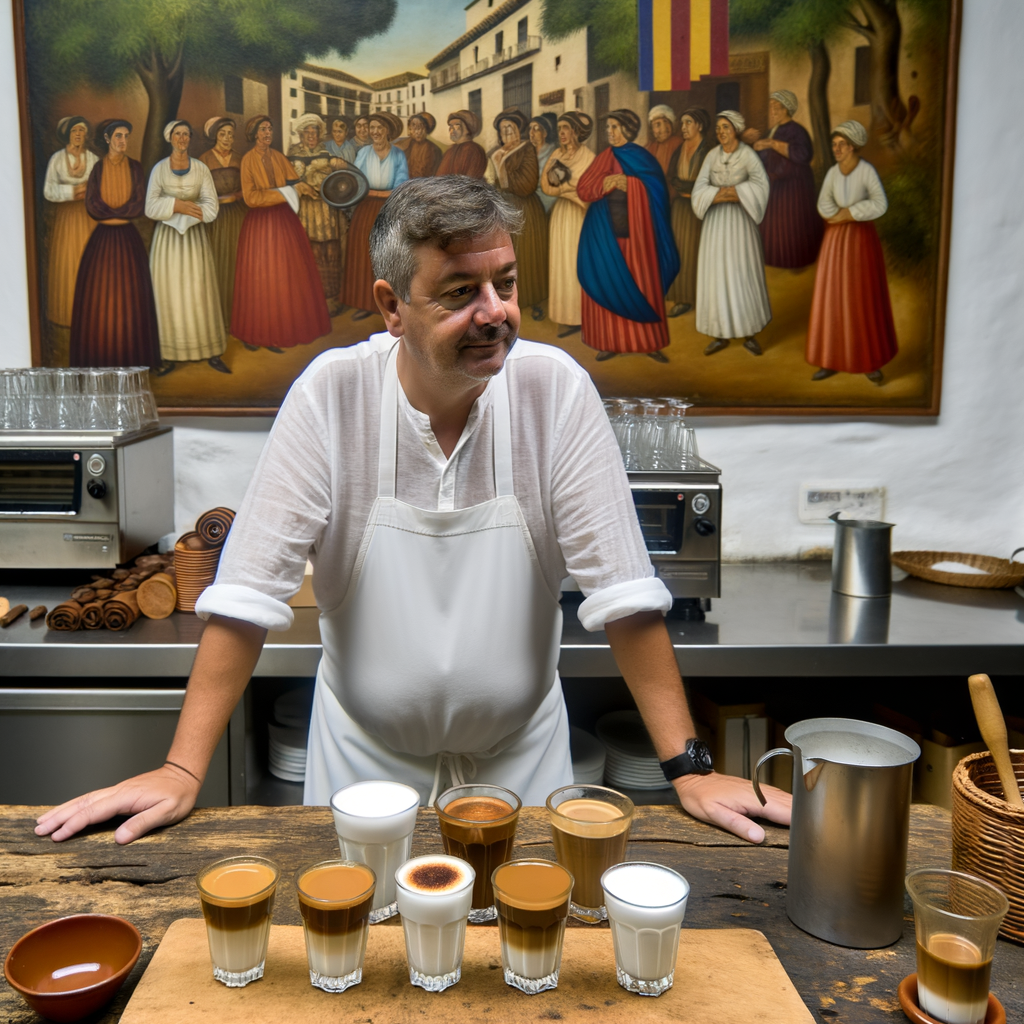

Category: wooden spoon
[968, 673, 1024, 808]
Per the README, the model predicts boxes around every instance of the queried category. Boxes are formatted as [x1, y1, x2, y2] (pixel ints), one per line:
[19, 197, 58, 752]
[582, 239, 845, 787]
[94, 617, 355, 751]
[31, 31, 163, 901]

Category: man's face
[217, 124, 235, 149]
[409, 118, 426, 141]
[107, 127, 130, 154]
[395, 230, 520, 385]
[332, 120, 347, 144]
[354, 118, 369, 142]
[832, 135, 853, 162]
[448, 118, 466, 143]
[606, 118, 626, 147]
[302, 124, 321, 149]
[369, 119, 387, 145]
[256, 121, 273, 147]
[715, 118, 736, 146]
[651, 116, 673, 143]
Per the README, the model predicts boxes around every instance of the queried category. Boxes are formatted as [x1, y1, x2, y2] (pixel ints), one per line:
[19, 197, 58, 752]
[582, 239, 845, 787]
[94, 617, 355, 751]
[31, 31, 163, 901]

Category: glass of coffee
[601, 862, 690, 997]
[492, 859, 574, 994]
[435, 784, 521, 923]
[296, 859, 376, 992]
[906, 868, 1008, 1024]
[546, 784, 634, 923]
[395, 854, 475, 992]
[330, 780, 420, 922]
[196, 856, 280, 987]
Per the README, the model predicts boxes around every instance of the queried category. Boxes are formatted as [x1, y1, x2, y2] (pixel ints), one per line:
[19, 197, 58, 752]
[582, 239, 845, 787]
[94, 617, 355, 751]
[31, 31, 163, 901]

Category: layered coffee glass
[546, 784, 634, 922]
[197, 856, 280, 987]
[601, 861, 690, 996]
[395, 854, 475, 992]
[330, 780, 420, 922]
[492, 859, 573, 994]
[296, 859, 376, 992]
[435, 784, 521, 923]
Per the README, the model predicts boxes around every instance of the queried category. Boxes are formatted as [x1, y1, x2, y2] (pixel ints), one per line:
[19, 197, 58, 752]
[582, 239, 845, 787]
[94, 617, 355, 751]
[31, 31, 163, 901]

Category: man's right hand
[34, 763, 201, 845]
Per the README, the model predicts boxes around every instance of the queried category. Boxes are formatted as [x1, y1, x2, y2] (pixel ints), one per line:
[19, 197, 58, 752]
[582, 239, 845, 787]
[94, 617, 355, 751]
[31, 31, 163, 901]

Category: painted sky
[320, 0, 467, 83]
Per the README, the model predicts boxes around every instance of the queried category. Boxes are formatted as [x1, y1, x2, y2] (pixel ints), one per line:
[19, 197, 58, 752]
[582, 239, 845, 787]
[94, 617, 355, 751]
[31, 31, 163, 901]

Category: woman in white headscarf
[806, 120, 897, 384]
[145, 119, 227, 375]
[691, 110, 772, 356]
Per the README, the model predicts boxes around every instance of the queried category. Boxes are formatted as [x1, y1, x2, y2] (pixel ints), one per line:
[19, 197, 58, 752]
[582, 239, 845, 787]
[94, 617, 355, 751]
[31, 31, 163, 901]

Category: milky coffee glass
[602, 862, 690, 996]
[395, 854, 475, 992]
[330, 780, 420, 922]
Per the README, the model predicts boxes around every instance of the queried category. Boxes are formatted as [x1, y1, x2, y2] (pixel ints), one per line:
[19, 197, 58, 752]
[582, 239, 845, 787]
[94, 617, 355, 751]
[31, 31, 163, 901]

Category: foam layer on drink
[299, 863, 375, 909]
[398, 857, 472, 895]
[397, 855, 475, 929]
[917, 933, 992, 1024]
[602, 863, 688, 908]
[200, 861, 277, 907]
[553, 798, 628, 837]
[443, 796, 516, 822]
[331, 781, 420, 843]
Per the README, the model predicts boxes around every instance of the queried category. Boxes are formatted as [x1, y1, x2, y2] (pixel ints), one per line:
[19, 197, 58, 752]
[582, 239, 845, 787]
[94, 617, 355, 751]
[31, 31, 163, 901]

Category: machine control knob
[691, 492, 711, 515]
[693, 517, 716, 536]
[86, 479, 107, 500]
[86, 454, 106, 476]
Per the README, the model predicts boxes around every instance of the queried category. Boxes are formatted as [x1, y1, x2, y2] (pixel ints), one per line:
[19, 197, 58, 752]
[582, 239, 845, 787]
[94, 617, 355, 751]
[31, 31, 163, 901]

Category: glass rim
[601, 861, 690, 909]
[545, 783, 634, 823]
[395, 854, 476, 897]
[329, 779, 420, 819]
[491, 858, 574, 904]
[434, 783, 522, 823]
[196, 855, 280, 904]
[295, 858, 376, 906]
[905, 867, 1010, 921]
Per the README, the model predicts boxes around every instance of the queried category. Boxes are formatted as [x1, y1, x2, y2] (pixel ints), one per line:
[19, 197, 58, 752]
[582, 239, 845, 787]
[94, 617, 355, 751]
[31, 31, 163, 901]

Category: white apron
[304, 344, 572, 806]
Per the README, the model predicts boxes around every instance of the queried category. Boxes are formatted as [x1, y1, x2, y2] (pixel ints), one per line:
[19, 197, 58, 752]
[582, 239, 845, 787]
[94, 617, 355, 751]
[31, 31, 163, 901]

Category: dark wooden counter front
[1, 804, 1021, 1022]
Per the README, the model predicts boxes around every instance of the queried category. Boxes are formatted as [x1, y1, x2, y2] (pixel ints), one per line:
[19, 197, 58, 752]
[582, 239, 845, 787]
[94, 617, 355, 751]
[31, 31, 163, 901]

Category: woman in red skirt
[231, 115, 330, 351]
[805, 120, 897, 384]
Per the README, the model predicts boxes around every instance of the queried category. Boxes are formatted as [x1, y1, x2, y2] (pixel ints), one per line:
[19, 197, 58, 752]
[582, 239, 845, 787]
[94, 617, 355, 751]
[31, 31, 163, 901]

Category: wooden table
[1, 804, 1021, 1023]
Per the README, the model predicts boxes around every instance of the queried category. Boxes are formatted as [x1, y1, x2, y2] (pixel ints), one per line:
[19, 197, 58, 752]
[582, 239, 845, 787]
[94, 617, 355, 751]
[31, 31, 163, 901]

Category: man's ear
[373, 279, 404, 339]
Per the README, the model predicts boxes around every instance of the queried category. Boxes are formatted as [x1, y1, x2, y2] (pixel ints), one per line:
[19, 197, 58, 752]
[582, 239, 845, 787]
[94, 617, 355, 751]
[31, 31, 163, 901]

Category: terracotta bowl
[3, 914, 142, 1023]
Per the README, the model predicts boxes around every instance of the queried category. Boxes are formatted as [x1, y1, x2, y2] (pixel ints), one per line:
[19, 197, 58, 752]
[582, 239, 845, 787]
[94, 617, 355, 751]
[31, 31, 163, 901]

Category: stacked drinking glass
[603, 397, 700, 471]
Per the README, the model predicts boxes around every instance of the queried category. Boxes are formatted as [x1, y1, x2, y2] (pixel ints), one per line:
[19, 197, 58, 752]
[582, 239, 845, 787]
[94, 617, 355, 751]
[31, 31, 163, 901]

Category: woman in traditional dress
[402, 112, 443, 178]
[745, 90, 823, 268]
[691, 111, 772, 357]
[69, 119, 160, 368]
[199, 117, 247, 330]
[146, 120, 227, 375]
[352, 116, 371, 154]
[486, 108, 547, 320]
[665, 107, 712, 318]
[541, 111, 594, 337]
[43, 116, 98, 328]
[529, 113, 557, 214]
[576, 109, 678, 362]
[806, 120, 897, 384]
[231, 115, 330, 351]
[326, 116, 357, 165]
[343, 112, 408, 320]
[436, 110, 487, 178]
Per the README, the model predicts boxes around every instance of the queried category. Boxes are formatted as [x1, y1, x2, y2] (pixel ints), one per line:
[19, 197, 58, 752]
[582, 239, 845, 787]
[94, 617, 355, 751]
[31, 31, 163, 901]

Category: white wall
[3, 1, 1022, 558]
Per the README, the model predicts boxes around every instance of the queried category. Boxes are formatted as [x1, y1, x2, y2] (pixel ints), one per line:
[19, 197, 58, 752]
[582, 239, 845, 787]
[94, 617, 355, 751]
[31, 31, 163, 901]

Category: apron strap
[491, 367, 514, 498]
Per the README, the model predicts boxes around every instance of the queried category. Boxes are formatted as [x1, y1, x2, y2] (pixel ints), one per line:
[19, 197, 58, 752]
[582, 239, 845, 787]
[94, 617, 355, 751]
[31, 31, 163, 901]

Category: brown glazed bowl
[3, 914, 142, 1022]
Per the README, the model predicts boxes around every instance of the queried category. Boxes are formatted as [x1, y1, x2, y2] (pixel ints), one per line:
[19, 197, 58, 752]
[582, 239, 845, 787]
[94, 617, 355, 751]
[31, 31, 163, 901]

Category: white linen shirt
[817, 159, 888, 222]
[196, 334, 670, 633]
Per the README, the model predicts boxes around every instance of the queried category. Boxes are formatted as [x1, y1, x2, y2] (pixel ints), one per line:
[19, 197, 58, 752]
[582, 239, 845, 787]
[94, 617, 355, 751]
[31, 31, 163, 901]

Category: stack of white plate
[570, 726, 606, 784]
[267, 686, 314, 783]
[596, 710, 672, 790]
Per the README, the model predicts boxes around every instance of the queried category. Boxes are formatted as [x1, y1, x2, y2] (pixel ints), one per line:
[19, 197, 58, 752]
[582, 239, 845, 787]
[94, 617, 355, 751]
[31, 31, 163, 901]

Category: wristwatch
[659, 738, 714, 782]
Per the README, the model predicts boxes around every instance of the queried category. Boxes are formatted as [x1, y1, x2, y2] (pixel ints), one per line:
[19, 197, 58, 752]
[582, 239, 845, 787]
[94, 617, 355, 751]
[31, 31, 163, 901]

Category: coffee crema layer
[199, 861, 277, 907]
[439, 796, 519, 910]
[400, 860, 469, 894]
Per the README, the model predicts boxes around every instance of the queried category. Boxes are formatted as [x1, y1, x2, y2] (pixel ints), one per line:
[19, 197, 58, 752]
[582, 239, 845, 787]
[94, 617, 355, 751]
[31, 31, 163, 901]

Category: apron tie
[428, 751, 479, 806]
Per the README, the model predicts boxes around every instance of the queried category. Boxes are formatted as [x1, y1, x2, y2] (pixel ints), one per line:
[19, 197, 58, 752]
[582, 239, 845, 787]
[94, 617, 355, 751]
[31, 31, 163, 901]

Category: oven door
[0, 449, 82, 515]
[631, 488, 686, 556]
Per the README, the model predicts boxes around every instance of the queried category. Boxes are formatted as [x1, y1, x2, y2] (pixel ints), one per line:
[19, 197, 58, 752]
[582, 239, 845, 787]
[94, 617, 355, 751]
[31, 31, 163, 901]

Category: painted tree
[541, 0, 638, 78]
[26, 0, 396, 173]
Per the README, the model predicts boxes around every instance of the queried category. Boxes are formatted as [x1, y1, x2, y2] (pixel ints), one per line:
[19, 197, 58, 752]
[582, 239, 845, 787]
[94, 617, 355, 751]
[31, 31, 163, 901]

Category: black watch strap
[660, 739, 714, 782]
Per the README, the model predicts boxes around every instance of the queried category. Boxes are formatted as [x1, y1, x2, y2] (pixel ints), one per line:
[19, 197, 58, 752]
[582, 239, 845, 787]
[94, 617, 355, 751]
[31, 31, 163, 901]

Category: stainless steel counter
[1, 562, 1022, 678]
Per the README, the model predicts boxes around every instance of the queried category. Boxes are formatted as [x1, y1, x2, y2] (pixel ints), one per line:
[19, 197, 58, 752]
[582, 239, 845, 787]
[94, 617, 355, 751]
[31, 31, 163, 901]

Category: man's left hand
[672, 771, 791, 843]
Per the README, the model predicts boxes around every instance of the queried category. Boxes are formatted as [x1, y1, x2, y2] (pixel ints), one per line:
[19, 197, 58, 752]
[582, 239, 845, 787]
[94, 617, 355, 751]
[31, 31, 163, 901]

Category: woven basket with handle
[892, 548, 1024, 589]
[951, 750, 1024, 943]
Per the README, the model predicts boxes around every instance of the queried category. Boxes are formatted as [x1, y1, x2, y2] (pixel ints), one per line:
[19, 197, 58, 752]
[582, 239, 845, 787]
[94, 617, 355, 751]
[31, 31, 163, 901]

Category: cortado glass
[197, 856, 280, 987]
[296, 859, 375, 992]
[435, 784, 521, 923]
[601, 861, 690, 996]
[546, 784, 634, 922]
[330, 780, 420, 922]
[492, 859, 573, 994]
[906, 868, 1008, 1024]
[395, 854, 475, 992]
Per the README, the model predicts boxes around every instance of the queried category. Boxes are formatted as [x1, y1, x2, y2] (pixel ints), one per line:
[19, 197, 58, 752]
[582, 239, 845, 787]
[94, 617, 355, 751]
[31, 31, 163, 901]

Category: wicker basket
[892, 549, 1024, 589]
[951, 750, 1024, 943]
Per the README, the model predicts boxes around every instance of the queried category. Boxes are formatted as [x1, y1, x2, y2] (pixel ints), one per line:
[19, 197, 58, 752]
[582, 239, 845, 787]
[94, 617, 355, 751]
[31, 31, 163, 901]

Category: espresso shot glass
[435, 784, 521, 923]
[196, 856, 280, 987]
[395, 854, 475, 992]
[546, 784, 634, 923]
[296, 859, 376, 993]
[492, 859, 573, 994]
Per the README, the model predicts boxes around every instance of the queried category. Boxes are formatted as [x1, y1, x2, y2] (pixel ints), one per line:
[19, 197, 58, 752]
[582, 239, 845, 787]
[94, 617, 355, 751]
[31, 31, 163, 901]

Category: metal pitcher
[753, 718, 920, 948]
[830, 512, 894, 598]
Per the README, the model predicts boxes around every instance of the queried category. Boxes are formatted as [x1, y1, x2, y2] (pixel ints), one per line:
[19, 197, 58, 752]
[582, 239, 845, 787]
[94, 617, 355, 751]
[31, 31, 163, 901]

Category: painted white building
[280, 63, 373, 142]
[369, 72, 429, 117]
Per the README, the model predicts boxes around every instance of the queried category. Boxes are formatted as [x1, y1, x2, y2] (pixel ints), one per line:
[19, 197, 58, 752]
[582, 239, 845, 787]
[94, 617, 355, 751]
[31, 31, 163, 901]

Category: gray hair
[369, 176, 523, 301]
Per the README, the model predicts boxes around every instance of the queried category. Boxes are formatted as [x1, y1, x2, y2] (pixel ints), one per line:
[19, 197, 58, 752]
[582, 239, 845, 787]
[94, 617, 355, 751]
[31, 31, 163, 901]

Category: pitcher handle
[753, 747, 793, 806]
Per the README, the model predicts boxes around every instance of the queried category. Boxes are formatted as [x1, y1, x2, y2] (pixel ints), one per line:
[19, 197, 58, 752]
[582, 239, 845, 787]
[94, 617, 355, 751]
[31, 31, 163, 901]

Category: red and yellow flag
[638, 0, 729, 92]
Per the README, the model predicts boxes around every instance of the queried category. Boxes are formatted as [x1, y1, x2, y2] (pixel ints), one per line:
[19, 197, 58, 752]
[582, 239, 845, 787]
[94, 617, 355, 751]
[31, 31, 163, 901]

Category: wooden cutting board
[121, 917, 813, 1023]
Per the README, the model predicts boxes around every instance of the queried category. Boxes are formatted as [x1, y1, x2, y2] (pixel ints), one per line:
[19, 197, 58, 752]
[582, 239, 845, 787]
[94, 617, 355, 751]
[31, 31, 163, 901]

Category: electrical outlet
[799, 484, 885, 525]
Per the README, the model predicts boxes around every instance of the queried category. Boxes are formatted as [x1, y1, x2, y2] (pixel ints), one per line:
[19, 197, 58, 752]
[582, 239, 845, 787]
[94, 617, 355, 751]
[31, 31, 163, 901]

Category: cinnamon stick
[0, 604, 27, 627]
[29, 605, 47, 621]
[46, 601, 83, 631]
[102, 590, 140, 631]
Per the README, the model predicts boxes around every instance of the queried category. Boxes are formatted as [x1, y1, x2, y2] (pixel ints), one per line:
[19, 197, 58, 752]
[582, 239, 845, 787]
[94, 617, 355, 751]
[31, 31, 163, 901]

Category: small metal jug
[754, 718, 920, 948]
[830, 512, 894, 598]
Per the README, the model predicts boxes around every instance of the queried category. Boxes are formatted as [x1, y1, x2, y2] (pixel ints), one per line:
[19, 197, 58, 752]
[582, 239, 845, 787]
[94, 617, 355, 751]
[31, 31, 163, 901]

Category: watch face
[687, 739, 714, 773]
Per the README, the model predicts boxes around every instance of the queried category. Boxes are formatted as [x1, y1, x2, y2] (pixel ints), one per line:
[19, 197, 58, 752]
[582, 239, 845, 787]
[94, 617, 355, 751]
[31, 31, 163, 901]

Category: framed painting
[14, 0, 959, 415]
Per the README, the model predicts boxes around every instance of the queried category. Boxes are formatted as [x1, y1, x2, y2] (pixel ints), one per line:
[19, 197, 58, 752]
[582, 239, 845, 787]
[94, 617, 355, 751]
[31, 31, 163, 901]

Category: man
[435, 110, 487, 178]
[645, 104, 682, 191]
[36, 176, 790, 846]
[398, 112, 443, 178]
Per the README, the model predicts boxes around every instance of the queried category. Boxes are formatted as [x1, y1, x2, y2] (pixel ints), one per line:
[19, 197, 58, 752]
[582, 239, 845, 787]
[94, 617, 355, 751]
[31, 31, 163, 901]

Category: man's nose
[472, 282, 507, 324]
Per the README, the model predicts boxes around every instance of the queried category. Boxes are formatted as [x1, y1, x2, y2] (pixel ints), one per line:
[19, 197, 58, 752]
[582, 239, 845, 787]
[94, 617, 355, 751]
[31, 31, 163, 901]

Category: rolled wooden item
[94, 589, 114, 600]
[196, 507, 236, 548]
[29, 605, 47, 621]
[103, 590, 140, 631]
[137, 573, 177, 620]
[176, 531, 209, 552]
[90, 577, 116, 588]
[968, 673, 1024, 808]
[0, 597, 8, 618]
[80, 601, 107, 630]
[111, 568, 132, 581]
[71, 586, 96, 603]
[0, 604, 28, 627]
[46, 601, 83, 631]
[114, 579, 140, 592]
